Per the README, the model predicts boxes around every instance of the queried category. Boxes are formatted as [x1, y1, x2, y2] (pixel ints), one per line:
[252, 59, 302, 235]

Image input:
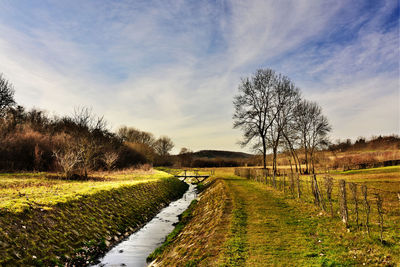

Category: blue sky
[0, 0, 398, 153]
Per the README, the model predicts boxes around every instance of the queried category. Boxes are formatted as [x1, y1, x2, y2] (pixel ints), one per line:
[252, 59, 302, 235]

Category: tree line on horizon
[0, 73, 174, 178]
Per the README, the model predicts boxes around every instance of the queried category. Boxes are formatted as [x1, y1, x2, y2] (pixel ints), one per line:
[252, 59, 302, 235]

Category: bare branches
[53, 149, 81, 179]
[0, 73, 16, 116]
[233, 69, 299, 169]
[293, 100, 331, 174]
[104, 152, 119, 171]
[154, 136, 174, 156]
[117, 126, 156, 147]
[233, 68, 331, 172]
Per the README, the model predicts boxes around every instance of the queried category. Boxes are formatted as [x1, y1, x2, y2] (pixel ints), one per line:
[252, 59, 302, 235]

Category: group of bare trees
[117, 126, 174, 161]
[52, 107, 117, 178]
[0, 73, 175, 177]
[233, 68, 331, 174]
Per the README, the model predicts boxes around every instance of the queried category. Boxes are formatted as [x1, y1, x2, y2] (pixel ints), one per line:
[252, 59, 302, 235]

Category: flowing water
[94, 183, 197, 267]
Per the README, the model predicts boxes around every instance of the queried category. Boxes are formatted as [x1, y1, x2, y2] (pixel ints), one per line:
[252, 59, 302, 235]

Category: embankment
[149, 178, 233, 266]
[0, 177, 188, 266]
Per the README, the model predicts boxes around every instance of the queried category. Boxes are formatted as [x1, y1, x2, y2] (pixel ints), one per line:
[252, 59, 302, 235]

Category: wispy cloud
[0, 0, 398, 152]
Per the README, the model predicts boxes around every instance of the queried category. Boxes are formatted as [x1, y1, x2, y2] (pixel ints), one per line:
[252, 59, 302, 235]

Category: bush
[115, 144, 148, 169]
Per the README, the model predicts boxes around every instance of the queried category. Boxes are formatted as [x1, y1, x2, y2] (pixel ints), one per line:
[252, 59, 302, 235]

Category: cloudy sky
[0, 0, 398, 153]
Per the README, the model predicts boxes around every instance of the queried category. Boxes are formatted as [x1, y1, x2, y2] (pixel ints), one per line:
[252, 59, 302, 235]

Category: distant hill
[192, 150, 253, 159]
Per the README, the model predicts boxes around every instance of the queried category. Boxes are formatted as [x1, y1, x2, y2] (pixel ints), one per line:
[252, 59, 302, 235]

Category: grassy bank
[147, 199, 198, 262]
[0, 170, 188, 266]
[150, 178, 233, 266]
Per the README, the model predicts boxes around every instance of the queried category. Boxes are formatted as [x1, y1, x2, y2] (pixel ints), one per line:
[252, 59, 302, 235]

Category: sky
[0, 0, 399, 153]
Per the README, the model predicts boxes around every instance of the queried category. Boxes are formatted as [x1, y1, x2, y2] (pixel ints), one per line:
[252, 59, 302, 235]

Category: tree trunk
[289, 158, 293, 173]
[262, 137, 267, 169]
[310, 151, 315, 174]
[272, 146, 277, 175]
[292, 151, 298, 173]
[304, 148, 309, 174]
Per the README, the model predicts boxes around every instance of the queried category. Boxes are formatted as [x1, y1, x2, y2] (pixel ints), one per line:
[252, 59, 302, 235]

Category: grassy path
[222, 176, 394, 266]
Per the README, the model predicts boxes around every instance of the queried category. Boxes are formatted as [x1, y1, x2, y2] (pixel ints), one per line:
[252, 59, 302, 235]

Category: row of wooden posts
[234, 168, 398, 243]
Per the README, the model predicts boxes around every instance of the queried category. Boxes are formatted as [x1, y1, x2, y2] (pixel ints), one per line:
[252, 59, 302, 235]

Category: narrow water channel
[94, 183, 197, 267]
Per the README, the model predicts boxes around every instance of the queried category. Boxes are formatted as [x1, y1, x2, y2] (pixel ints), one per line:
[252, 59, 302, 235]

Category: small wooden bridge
[175, 170, 212, 184]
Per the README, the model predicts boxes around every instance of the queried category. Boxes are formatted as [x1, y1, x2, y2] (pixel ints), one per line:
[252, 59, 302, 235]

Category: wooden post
[397, 192, 400, 212]
[283, 173, 286, 194]
[310, 175, 313, 197]
[349, 182, 359, 229]
[290, 174, 295, 198]
[311, 175, 320, 208]
[296, 173, 301, 199]
[339, 180, 349, 227]
[273, 173, 276, 188]
[361, 185, 370, 236]
[263, 169, 267, 184]
[324, 176, 334, 217]
[375, 193, 384, 243]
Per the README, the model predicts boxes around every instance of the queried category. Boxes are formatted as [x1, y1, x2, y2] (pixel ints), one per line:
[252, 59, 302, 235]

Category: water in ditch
[94, 183, 197, 267]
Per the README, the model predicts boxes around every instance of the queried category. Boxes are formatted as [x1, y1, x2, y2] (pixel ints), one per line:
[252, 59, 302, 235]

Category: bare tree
[0, 74, 16, 116]
[154, 136, 174, 156]
[104, 151, 119, 171]
[233, 69, 282, 169]
[73, 106, 107, 134]
[71, 107, 108, 178]
[267, 75, 300, 174]
[294, 100, 331, 174]
[117, 126, 155, 147]
[53, 149, 81, 179]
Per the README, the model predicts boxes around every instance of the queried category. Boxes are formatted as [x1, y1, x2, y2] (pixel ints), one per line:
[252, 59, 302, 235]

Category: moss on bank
[0, 177, 188, 266]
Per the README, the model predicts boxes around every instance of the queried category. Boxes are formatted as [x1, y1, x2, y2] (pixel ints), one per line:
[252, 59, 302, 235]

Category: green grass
[222, 197, 247, 266]
[0, 170, 172, 213]
[0, 172, 188, 266]
[217, 170, 399, 266]
[333, 165, 400, 175]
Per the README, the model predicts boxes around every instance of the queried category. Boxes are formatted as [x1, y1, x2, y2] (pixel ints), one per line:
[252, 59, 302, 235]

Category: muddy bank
[149, 178, 233, 266]
[0, 178, 188, 266]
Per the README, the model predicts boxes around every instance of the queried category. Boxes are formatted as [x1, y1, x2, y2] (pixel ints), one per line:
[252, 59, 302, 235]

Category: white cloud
[0, 0, 398, 153]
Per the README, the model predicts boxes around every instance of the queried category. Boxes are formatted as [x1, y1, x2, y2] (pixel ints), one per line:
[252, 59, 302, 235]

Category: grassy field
[152, 167, 399, 266]
[0, 169, 188, 266]
[328, 165, 400, 192]
[0, 169, 171, 213]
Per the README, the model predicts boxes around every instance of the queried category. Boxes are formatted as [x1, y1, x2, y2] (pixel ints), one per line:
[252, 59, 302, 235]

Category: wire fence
[234, 168, 400, 243]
